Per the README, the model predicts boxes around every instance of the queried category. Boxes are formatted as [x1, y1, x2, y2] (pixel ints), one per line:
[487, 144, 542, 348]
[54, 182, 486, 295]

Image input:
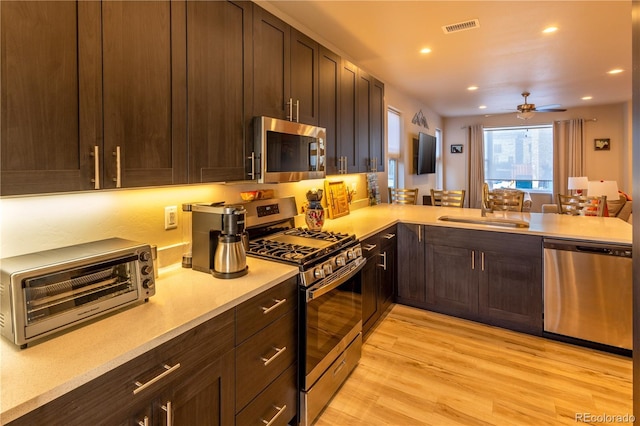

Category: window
[483, 125, 553, 192]
[387, 108, 401, 188]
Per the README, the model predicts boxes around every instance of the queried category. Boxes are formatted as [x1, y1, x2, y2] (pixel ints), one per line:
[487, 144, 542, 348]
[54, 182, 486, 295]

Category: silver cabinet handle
[383, 233, 396, 240]
[471, 250, 475, 270]
[262, 405, 287, 426]
[113, 146, 122, 188]
[133, 363, 181, 395]
[137, 416, 149, 426]
[248, 151, 256, 179]
[295, 100, 300, 122]
[378, 252, 387, 270]
[363, 243, 377, 252]
[261, 298, 286, 315]
[161, 401, 173, 426]
[91, 145, 100, 189]
[261, 346, 287, 366]
[481, 252, 485, 272]
[418, 225, 422, 243]
[287, 98, 293, 121]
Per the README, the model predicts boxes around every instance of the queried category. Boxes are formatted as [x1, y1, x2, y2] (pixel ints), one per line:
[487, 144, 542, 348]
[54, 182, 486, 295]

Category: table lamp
[567, 176, 588, 195]
[586, 180, 619, 217]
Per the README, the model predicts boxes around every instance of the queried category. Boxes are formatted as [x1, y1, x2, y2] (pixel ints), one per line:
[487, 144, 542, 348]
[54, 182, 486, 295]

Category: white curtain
[468, 124, 484, 208]
[553, 119, 585, 196]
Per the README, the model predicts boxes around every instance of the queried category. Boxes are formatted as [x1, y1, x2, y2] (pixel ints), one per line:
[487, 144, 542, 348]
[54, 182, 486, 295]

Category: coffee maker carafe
[191, 203, 248, 279]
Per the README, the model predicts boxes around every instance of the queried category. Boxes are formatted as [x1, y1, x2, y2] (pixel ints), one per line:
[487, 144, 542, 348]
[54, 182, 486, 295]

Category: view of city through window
[483, 126, 553, 192]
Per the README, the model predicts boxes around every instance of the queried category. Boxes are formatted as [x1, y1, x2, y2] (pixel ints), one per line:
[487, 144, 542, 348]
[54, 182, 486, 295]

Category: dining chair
[388, 188, 419, 205]
[486, 188, 525, 212]
[430, 189, 465, 207]
[557, 194, 606, 216]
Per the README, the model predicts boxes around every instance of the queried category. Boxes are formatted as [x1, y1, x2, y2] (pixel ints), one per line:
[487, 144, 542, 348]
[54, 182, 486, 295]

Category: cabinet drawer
[236, 309, 297, 410]
[8, 310, 235, 426]
[236, 364, 297, 426]
[236, 276, 297, 344]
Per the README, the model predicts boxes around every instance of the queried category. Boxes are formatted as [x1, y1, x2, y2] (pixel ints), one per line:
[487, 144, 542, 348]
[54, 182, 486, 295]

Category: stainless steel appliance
[244, 197, 365, 426]
[251, 116, 326, 183]
[543, 238, 632, 351]
[191, 203, 248, 279]
[0, 238, 155, 348]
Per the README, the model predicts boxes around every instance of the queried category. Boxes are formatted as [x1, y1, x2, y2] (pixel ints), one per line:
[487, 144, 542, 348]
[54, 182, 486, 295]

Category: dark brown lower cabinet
[396, 223, 427, 308]
[425, 226, 543, 335]
[362, 225, 397, 336]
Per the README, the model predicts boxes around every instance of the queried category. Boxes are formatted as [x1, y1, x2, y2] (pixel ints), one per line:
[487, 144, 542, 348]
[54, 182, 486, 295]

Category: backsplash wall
[0, 174, 373, 264]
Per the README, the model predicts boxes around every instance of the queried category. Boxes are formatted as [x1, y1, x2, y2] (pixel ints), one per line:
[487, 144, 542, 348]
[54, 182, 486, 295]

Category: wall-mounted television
[413, 132, 436, 175]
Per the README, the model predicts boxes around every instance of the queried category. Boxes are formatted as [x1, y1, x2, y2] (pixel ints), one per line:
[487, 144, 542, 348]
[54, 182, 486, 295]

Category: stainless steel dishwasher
[543, 238, 632, 350]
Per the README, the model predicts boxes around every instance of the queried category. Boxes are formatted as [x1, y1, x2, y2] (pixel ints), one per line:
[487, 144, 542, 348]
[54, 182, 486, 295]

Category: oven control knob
[323, 263, 333, 275]
[139, 251, 151, 262]
[141, 265, 153, 275]
[346, 249, 355, 260]
[353, 246, 362, 257]
[314, 267, 325, 279]
[335, 255, 346, 267]
[142, 278, 154, 289]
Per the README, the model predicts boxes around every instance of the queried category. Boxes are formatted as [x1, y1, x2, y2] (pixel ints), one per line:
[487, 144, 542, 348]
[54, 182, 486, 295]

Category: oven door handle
[307, 258, 366, 302]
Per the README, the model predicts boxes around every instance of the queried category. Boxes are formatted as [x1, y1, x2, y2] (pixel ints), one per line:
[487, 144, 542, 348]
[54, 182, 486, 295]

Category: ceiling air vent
[442, 19, 480, 34]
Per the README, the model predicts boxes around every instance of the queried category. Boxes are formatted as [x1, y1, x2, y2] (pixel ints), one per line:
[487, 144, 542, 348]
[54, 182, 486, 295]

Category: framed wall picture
[594, 138, 610, 151]
[450, 144, 463, 154]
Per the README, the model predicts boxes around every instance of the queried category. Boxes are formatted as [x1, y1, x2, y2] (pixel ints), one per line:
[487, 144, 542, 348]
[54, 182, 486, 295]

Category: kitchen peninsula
[1, 204, 631, 424]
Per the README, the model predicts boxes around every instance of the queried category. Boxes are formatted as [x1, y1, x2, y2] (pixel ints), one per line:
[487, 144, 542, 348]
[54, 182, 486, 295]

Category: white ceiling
[263, 1, 632, 118]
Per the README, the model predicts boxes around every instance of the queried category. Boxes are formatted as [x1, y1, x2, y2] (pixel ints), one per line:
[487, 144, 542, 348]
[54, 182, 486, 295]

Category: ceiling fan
[516, 91, 566, 120]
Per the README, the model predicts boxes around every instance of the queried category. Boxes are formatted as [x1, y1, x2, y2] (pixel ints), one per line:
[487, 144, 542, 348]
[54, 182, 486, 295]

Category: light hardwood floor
[315, 304, 633, 425]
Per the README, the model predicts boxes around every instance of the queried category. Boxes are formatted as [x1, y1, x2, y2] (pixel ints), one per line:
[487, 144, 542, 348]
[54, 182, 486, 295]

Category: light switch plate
[164, 206, 178, 230]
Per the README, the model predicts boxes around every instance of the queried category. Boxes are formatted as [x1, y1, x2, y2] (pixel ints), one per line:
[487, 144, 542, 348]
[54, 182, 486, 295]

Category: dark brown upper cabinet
[252, 7, 319, 125]
[186, 1, 253, 183]
[319, 47, 341, 176]
[338, 60, 359, 174]
[0, 0, 187, 195]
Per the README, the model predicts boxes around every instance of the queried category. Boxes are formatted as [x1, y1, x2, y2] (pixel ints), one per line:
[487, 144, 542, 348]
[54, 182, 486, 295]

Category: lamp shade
[567, 176, 589, 190]
[587, 180, 619, 200]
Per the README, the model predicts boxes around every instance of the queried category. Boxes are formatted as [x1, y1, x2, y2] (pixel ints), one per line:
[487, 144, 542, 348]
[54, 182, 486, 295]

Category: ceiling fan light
[517, 111, 535, 120]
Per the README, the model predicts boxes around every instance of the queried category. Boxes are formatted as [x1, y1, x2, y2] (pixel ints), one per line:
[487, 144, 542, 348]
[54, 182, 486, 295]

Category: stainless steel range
[244, 197, 365, 426]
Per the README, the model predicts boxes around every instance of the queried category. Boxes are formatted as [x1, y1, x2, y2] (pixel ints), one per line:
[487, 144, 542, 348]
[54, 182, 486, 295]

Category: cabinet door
[361, 248, 379, 335]
[187, 0, 252, 183]
[290, 29, 319, 124]
[338, 60, 359, 173]
[319, 47, 341, 175]
[478, 236, 543, 335]
[0, 1, 101, 195]
[396, 224, 427, 308]
[102, 0, 187, 188]
[166, 350, 235, 426]
[253, 7, 290, 120]
[356, 69, 371, 172]
[370, 77, 385, 172]
[379, 229, 396, 311]
[427, 244, 478, 318]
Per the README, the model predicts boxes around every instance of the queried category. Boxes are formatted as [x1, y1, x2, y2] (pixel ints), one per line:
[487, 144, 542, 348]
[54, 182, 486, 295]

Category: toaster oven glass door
[24, 255, 140, 327]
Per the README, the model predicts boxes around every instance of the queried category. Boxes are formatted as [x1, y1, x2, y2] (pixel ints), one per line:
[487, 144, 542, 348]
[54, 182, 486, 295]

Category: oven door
[301, 257, 365, 390]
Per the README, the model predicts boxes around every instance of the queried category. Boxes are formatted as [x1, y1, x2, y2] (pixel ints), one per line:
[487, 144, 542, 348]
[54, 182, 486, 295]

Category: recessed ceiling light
[543, 26, 558, 34]
[420, 48, 432, 54]
[467, 86, 479, 91]
[479, 105, 487, 109]
[608, 68, 624, 74]
[582, 96, 593, 100]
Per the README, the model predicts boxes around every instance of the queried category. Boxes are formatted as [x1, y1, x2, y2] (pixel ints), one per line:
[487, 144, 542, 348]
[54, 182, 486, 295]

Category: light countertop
[0, 258, 299, 424]
[1, 204, 631, 423]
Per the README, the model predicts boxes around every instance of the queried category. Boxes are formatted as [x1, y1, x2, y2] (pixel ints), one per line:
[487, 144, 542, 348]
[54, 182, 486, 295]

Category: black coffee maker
[191, 203, 248, 279]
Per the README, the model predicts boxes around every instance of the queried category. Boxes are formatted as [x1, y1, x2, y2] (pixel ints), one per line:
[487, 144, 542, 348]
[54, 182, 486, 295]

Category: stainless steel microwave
[251, 116, 326, 183]
[0, 238, 155, 348]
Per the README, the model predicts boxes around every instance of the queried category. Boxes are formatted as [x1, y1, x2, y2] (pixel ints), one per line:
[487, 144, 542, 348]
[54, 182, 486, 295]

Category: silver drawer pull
[133, 363, 181, 395]
[261, 346, 287, 366]
[261, 298, 286, 315]
[262, 405, 287, 426]
[383, 233, 396, 239]
[363, 243, 377, 252]
[137, 416, 149, 426]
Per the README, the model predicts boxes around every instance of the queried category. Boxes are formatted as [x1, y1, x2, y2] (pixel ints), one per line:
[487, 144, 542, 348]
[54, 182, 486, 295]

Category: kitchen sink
[437, 215, 530, 228]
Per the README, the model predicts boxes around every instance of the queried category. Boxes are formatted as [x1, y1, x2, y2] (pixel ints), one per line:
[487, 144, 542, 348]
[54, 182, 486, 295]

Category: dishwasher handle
[543, 238, 632, 258]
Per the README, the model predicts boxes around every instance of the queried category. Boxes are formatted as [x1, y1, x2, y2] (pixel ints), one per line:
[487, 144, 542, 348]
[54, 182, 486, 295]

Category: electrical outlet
[164, 206, 178, 230]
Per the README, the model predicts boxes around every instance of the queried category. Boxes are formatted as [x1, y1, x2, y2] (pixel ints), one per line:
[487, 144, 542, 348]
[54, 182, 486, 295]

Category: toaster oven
[0, 238, 156, 348]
